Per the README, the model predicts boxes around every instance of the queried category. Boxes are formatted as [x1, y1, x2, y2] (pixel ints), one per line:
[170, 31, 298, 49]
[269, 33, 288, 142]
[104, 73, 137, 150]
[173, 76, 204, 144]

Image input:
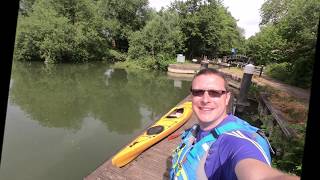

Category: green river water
[0, 61, 191, 180]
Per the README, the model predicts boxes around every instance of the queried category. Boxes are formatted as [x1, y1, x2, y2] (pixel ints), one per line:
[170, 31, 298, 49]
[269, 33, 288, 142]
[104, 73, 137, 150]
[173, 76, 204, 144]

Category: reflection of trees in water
[10, 62, 92, 130]
[9, 61, 190, 133]
[125, 70, 190, 115]
[89, 68, 141, 134]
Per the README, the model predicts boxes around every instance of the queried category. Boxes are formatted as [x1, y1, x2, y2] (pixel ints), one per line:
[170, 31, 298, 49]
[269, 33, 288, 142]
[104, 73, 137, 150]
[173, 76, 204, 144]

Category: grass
[222, 67, 309, 126]
[268, 90, 308, 124]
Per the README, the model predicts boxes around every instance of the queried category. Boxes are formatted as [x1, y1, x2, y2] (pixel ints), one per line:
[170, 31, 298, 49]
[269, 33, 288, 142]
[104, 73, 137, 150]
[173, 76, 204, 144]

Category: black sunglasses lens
[191, 89, 226, 97]
[191, 89, 205, 96]
[208, 90, 220, 97]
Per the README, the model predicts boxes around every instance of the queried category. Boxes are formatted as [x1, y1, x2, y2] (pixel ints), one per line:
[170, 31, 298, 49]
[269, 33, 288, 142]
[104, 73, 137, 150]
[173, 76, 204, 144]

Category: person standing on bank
[170, 68, 299, 180]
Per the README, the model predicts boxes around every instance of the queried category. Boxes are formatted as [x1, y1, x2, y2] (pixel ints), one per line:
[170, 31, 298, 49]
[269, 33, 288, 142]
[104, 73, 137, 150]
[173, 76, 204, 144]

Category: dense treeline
[14, 0, 318, 87]
[14, 0, 243, 65]
[245, 0, 319, 88]
[15, 0, 150, 63]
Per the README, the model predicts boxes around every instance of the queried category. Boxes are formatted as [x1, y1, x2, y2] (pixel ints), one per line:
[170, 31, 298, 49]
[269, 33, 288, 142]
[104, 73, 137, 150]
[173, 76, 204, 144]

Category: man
[170, 68, 299, 180]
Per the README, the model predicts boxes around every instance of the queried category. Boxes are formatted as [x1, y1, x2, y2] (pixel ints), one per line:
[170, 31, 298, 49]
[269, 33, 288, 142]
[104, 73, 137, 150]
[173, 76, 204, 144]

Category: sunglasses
[190, 88, 228, 97]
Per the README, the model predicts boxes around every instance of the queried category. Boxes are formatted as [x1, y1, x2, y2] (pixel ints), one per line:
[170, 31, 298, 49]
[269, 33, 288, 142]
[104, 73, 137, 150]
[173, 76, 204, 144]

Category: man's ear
[225, 91, 231, 106]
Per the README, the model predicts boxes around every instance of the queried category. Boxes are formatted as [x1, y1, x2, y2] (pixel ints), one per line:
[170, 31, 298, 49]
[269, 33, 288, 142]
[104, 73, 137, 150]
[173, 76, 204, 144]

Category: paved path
[218, 68, 311, 105]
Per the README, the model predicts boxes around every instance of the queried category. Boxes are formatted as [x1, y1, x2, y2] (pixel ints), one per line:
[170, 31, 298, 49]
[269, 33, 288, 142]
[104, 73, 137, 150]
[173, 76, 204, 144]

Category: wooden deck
[84, 95, 194, 180]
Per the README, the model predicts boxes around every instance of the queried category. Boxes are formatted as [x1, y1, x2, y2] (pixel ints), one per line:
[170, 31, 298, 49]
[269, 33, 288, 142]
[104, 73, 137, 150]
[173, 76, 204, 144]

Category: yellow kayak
[112, 101, 193, 167]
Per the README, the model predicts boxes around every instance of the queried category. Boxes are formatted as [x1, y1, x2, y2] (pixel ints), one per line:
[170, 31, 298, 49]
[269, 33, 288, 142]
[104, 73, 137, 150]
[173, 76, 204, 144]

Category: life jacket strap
[210, 128, 219, 139]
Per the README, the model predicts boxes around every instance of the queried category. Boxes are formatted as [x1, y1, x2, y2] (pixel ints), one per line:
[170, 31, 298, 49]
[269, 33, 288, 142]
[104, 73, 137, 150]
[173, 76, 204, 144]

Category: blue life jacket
[169, 116, 274, 180]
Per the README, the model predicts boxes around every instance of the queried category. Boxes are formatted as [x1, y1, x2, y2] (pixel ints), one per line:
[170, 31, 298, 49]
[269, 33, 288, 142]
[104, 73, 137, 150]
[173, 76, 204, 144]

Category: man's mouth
[199, 107, 214, 111]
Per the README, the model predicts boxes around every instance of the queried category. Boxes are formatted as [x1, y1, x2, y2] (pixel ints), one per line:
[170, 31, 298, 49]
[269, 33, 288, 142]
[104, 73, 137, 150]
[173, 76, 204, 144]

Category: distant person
[231, 48, 237, 58]
[170, 68, 299, 180]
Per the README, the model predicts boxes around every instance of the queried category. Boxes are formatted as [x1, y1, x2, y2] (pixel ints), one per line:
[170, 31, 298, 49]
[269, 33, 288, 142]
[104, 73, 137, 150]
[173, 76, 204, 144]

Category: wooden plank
[125, 164, 161, 180]
[131, 155, 167, 177]
[259, 93, 297, 138]
[84, 161, 126, 180]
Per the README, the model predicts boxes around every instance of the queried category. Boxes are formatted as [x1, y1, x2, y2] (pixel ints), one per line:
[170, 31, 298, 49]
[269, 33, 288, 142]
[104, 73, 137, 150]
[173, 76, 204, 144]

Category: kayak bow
[112, 101, 193, 167]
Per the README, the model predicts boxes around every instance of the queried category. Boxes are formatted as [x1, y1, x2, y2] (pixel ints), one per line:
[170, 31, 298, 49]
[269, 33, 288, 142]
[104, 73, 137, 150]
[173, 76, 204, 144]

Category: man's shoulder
[217, 130, 259, 149]
[216, 130, 271, 165]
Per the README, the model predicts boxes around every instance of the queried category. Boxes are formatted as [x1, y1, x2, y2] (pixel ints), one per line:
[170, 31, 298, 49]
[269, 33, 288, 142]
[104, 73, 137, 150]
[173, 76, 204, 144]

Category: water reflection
[9, 61, 191, 134]
[3, 61, 191, 180]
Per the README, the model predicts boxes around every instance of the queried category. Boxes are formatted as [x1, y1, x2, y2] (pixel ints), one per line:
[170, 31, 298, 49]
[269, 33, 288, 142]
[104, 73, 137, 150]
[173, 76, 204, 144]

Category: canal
[0, 61, 192, 180]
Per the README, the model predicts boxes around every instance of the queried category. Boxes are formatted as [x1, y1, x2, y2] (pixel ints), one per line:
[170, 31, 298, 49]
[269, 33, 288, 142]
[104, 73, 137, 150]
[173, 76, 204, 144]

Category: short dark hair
[191, 68, 229, 91]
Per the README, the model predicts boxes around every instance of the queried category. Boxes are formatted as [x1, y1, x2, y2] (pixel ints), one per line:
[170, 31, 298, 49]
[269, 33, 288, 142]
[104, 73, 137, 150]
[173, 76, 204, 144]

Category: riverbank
[168, 63, 309, 125]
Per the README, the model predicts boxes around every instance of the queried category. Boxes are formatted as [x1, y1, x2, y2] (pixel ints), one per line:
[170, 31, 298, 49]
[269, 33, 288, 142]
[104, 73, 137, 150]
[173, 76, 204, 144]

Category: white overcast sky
[148, 0, 265, 39]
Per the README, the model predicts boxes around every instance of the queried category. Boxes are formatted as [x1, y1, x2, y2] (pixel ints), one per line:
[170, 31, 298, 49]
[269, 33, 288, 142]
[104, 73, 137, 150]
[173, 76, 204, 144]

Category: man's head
[191, 68, 231, 130]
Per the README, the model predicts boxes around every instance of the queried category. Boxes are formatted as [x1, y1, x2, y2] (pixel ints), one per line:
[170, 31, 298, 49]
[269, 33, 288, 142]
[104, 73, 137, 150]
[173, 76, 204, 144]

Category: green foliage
[155, 53, 177, 71]
[269, 126, 304, 176]
[260, 0, 291, 25]
[264, 56, 313, 88]
[246, 0, 319, 88]
[265, 62, 293, 83]
[137, 56, 158, 70]
[14, 0, 111, 63]
[126, 31, 148, 59]
[258, 114, 305, 176]
[108, 49, 127, 62]
[124, 11, 185, 70]
[113, 56, 156, 70]
[245, 25, 288, 65]
[113, 59, 147, 70]
[15, 0, 74, 63]
[289, 57, 314, 88]
[128, 11, 185, 59]
[14, 0, 150, 63]
[169, 0, 244, 58]
[97, 0, 151, 51]
[114, 53, 176, 71]
[49, 0, 96, 24]
[217, 6, 246, 55]
[15, 0, 247, 70]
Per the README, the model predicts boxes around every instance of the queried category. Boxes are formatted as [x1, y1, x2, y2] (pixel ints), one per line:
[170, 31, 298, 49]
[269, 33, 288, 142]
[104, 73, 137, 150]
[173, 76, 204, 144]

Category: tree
[276, 0, 319, 87]
[14, 0, 111, 63]
[127, 11, 185, 69]
[245, 25, 288, 65]
[247, 0, 319, 87]
[169, 0, 244, 59]
[97, 0, 150, 51]
[260, 0, 291, 25]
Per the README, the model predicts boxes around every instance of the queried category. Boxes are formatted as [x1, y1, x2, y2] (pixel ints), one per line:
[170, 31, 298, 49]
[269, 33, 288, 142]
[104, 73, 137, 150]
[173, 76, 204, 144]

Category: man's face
[191, 74, 230, 130]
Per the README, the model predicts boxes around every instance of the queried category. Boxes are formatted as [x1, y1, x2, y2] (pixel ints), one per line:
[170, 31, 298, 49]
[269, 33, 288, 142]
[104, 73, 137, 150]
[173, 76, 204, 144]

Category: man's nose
[201, 91, 211, 103]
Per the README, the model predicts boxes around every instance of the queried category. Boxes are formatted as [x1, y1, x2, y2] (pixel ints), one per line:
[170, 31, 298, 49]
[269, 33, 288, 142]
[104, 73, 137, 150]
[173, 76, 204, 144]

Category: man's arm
[235, 158, 300, 180]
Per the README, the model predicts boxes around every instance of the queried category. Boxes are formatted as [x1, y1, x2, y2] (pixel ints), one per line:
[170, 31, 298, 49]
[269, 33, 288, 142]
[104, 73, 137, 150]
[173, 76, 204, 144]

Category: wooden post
[259, 65, 264, 77]
[237, 64, 255, 109]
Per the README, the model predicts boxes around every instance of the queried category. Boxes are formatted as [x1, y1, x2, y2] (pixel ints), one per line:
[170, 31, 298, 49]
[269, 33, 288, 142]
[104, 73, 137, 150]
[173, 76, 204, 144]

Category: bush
[108, 49, 127, 62]
[289, 57, 313, 88]
[265, 62, 293, 84]
[155, 53, 176, 71]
